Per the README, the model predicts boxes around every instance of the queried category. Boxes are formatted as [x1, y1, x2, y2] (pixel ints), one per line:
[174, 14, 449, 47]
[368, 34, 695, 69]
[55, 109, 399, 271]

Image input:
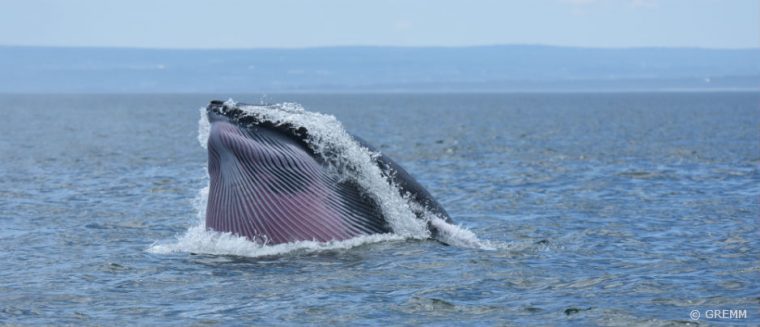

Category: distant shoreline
[3, 44, 760, 51]
[2, 45, 758, 93]
[2, 89, 758, 96]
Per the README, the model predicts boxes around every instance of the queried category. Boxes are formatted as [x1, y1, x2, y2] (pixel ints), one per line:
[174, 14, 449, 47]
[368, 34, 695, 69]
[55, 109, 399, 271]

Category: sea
[1, 92, 758, 326]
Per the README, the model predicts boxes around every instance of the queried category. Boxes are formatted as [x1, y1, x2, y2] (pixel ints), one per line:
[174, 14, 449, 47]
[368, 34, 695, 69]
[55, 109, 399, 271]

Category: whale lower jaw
[205, 119, 390, 245]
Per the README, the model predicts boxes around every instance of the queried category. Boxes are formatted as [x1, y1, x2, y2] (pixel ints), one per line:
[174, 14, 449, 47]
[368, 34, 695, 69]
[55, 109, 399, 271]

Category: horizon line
[2, 43, 759, 51]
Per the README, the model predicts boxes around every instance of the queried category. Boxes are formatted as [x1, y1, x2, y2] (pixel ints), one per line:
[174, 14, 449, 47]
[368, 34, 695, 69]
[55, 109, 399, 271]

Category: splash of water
[197, 106, 210, 149]
[148, 225, 408, 257]
[149, 100, 500, 257]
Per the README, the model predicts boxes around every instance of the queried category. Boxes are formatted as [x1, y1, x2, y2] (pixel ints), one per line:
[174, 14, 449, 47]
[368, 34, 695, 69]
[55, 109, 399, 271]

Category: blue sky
[1, 0, 757, 49]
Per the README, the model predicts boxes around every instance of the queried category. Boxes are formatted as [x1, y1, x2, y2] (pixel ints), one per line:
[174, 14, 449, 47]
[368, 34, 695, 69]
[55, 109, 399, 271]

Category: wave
[149, 100, 503, 257]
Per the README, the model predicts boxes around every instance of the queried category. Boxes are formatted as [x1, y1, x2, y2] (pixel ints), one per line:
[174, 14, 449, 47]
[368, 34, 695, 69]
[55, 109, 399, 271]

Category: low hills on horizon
[1, 45, 758, 93]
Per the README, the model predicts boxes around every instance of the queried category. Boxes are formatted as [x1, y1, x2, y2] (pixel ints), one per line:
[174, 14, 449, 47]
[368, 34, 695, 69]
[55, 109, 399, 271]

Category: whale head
[204, 100, 390, 244]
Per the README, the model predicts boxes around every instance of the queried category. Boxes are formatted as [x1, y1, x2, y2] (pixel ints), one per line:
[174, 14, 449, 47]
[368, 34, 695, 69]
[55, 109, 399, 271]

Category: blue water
[1, 92, 758, 325]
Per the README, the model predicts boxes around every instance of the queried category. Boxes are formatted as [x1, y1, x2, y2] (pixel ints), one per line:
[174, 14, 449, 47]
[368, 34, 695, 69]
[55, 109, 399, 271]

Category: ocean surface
[1, 92, 758, 326]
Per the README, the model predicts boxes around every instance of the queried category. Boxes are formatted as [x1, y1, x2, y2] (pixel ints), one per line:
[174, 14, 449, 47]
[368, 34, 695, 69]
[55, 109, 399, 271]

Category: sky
[0, 0, 757, 49]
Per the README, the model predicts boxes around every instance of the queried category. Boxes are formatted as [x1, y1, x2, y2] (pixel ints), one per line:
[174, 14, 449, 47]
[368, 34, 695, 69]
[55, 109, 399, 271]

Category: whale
[204, 100, 452, 244]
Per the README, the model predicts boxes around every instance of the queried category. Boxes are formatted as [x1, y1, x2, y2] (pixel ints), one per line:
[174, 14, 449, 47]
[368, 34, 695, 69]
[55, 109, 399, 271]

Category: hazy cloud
[392, 20, 413, 32]
[630, 0, 658, 8]
[560, 0, 659, 7]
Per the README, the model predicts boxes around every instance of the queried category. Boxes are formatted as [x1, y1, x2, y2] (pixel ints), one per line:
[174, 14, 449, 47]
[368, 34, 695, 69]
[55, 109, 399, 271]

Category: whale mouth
[204, 101, 390, 244]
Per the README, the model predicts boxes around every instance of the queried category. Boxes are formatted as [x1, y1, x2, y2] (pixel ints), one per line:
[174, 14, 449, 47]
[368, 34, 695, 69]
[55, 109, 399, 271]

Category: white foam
[148, 226, 407, 258]
[149, 100, 498, 258]
[197, 106, 210, 149]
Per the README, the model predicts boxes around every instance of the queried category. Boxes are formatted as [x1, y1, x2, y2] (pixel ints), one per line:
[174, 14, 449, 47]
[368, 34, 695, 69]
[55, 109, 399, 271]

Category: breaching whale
[204, 100, 452, 244]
